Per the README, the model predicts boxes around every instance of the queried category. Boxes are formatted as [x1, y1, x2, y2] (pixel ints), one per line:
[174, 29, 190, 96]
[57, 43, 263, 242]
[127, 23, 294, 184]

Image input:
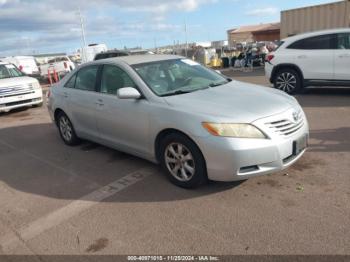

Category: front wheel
[159, 133, 207, 188]
[57, 112, 80, 146]
[274, 69, 302, 94]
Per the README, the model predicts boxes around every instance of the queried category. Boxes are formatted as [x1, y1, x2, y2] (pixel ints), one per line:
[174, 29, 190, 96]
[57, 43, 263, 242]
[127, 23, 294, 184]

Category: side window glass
[288, 34, 335, 50]
[337, 33, 350, 49]
[100, 65, 136, 95]
[64, 74, 77, 88]
[75, 66, 98, 91]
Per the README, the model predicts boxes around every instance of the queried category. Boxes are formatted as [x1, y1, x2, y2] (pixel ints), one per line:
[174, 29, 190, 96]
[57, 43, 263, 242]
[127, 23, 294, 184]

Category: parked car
[94, 49, 154, 61]
[40, 56, 75, 78]
[48, 55, 309, 188]
[94, 50, 129, 61]
[266, 28, 350, 94]
[0, 62, 43, 113]
[0, 56, 40, 77]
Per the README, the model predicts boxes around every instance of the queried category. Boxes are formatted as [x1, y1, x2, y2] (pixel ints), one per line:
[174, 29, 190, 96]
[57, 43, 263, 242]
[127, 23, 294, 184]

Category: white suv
[0, 62, 43, 113]
[265, 28, 350, 94]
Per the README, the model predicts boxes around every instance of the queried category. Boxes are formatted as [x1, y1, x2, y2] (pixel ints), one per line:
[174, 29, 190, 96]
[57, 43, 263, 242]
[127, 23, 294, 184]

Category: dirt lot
[0, 68, 349, 257]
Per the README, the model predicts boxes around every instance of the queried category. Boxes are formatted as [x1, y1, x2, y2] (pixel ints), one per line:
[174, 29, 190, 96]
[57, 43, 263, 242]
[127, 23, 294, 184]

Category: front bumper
[194, 109, 309, 182]
[0, 89, 43, 113]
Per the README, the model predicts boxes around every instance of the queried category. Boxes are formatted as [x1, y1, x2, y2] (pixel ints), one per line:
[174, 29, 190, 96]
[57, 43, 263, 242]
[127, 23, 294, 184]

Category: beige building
[281, 0, 350, 38]
[227, 23, 280, 46]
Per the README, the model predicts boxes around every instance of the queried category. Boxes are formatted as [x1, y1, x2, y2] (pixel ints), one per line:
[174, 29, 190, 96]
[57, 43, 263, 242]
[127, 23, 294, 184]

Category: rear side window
[337, 33, 350, 49]
[287, 34, 336, 50]
[75, 66, 99, 91]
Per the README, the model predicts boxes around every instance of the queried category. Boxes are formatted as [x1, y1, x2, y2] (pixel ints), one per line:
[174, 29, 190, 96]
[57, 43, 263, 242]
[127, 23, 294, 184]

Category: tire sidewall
[160, 133, 207, 188]
[57, 112, 79, 146]
[274, 68, 302, 95]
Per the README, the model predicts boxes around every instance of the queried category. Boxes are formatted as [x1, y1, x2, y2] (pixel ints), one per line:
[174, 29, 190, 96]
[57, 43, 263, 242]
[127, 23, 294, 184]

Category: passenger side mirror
[117, 87, 142, 99]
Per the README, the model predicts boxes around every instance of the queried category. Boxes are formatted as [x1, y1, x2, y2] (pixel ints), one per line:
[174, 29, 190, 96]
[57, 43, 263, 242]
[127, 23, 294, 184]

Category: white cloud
[0, 0, 214, 55]
[245, 7, 279, 16]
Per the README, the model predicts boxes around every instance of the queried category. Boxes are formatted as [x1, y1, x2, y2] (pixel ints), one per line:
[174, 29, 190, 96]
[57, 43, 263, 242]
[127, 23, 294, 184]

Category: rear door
[287, 34, 336, 80]
[334, 33, 350, 81]
[65, 65, 101, 139]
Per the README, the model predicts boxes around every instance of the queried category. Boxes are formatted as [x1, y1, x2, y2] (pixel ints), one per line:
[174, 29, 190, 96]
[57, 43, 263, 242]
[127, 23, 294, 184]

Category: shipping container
[281, 0, 350, 38]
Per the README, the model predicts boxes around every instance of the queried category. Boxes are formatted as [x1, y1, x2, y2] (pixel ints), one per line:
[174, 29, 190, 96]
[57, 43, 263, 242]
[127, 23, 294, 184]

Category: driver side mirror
[117, 87, 142, 99]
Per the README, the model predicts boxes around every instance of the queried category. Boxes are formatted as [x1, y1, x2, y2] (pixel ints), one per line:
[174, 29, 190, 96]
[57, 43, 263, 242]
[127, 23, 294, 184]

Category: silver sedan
[47, 55, 309, 188]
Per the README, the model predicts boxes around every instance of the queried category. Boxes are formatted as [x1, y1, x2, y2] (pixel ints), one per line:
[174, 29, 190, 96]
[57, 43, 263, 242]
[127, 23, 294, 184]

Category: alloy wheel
[164, 142, 196, 182]
[276, 72, 297, 93]
[59, 116, 73, 142]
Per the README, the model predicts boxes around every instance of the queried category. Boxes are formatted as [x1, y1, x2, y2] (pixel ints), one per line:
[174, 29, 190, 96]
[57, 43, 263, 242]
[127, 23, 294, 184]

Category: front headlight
[32, 80, 41, 89]
[202, 122, 267, 139]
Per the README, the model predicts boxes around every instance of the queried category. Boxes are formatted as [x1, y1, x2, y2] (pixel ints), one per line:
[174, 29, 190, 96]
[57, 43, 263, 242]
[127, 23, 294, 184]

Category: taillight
[64, 62, 67, 69]
[19, 65, 23, 71]
[46, 89, 51, 99]
[266, 54, 275, 62]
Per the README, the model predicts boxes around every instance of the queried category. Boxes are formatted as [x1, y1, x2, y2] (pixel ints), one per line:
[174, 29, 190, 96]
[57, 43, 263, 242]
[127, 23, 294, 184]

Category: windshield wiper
[160, 90, 191, 97]
[208, 81, 229, 88]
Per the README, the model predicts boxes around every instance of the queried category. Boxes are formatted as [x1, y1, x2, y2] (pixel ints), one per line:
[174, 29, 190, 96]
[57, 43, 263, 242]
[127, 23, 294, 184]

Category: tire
[159, 133, 207, 188]
[273, 68, 302, 94]
[56, 112, 80, 146]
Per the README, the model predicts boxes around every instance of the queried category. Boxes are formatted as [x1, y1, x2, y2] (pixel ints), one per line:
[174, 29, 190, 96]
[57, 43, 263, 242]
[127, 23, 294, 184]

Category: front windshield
[0, 64, 24, 79]
[132, 59, 229, 96]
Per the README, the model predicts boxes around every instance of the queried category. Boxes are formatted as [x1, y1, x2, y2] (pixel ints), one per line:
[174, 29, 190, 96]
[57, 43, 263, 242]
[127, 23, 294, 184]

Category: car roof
[282, 28, 350, 43]
[94, 54, 184, 65]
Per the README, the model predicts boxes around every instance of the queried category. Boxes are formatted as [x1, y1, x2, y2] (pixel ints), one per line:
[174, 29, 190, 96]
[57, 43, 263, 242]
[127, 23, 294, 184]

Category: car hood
[0, 76, 37, 88]
[163, 81, 298, 123]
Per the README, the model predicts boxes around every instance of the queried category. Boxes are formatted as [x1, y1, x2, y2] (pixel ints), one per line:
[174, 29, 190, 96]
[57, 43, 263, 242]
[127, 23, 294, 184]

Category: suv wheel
[274, 68, 302, 94]
[159, 133, 207, 188]
[57, 112, 80, 146]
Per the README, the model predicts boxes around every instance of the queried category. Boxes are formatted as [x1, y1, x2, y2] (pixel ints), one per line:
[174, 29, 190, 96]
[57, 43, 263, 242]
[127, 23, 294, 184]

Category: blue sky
[0, 0, 339, 56]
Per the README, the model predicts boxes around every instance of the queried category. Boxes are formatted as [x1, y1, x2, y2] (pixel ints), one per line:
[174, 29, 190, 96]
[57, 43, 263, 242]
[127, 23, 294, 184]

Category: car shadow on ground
[0, 123, 243, 203]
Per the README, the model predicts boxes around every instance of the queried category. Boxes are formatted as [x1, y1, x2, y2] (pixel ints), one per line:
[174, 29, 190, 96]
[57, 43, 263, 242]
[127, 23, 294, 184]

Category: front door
[95, 64, 150, 156]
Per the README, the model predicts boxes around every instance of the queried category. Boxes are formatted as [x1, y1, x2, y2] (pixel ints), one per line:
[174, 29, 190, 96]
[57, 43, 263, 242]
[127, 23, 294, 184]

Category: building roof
[228, 23, 280, 34]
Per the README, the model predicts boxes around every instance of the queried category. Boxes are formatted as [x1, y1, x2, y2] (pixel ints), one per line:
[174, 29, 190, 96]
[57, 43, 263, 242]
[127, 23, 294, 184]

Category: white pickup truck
[0, 62, 43, 113]
[40, 56, 75, 79]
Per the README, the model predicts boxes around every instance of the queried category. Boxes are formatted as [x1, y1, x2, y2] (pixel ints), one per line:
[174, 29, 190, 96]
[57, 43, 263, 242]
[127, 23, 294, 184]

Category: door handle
[297, 55, 307, 59]
[338, 54, 350, 58]
[63, 92, 68, 98]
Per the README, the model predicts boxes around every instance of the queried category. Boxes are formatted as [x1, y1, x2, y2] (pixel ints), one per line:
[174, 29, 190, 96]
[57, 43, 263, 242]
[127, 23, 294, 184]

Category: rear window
[287, 34, 336, 50]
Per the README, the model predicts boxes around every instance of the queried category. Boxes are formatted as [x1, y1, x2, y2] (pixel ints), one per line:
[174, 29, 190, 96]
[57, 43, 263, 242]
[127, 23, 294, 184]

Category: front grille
[5, 99, 32, 107]
[265, 111, 304, 137]
[0, 84, 34, 98]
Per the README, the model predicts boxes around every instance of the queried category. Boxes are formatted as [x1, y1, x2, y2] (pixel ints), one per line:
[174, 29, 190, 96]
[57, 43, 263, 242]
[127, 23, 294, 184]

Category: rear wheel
[159, 133, 207, 188]
[274, 68, 302, 94]
[57, 112, 80, 146]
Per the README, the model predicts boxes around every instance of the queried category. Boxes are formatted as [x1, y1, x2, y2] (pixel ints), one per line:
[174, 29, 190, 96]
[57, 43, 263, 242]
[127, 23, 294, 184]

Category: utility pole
[154, 37, 157, 54]
[184, 20, 188, 58]
[78, 7, 87, 62]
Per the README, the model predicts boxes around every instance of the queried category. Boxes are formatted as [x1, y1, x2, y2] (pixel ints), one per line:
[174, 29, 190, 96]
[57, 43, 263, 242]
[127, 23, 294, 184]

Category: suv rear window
[287, 34, 336, 50]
